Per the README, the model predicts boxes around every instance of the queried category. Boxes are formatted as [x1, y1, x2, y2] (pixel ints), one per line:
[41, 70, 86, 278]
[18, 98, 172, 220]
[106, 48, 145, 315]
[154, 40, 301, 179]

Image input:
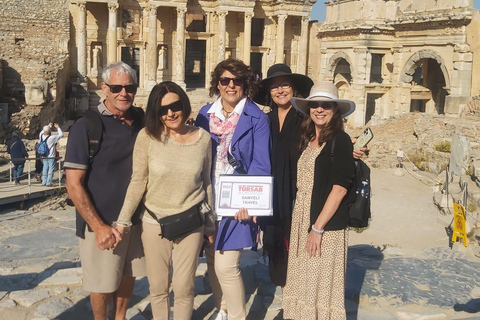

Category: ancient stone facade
[308, 0, 479, 128]
[69, 0, 314, 108]
[0, 0, 71, 138]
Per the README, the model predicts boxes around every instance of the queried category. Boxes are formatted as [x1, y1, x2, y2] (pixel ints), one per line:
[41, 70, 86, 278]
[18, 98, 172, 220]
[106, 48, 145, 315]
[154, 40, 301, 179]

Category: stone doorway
[366, 93, 383, 124]
[121, 47, 140, 86]
[185, 39, 206, 88]
[250, 52, 263, 81]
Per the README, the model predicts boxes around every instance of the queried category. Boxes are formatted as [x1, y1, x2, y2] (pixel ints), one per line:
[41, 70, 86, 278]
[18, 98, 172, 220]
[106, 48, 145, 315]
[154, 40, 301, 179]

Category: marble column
[146, 5, 158, 89]
[243, 12, 254, 65]
[297, 16, 309, 74]
[76, 1, 87, 82]
[275, 14, 287, 64]
[175, 7, 187, 88]
[107, 3, 119, 65]
[217, 11, 227, 63]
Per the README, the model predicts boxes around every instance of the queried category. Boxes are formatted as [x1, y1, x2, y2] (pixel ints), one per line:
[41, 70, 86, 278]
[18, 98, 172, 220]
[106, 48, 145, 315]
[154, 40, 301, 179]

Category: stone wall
[0, 0, 71, 139]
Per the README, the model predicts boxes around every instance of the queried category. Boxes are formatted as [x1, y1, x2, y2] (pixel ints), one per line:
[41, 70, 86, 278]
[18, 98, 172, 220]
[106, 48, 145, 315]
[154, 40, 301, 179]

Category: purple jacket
[196, 99, 272, 250]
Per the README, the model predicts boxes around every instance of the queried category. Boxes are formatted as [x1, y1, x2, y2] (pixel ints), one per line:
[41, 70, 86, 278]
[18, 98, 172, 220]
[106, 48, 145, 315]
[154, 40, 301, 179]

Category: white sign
[216, 175, 273, 216]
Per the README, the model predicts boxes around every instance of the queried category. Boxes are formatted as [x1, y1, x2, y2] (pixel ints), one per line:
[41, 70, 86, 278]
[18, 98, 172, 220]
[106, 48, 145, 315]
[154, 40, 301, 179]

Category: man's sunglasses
[159, 100, 183, 116]
[219, 77, 243, 86]
[105, 83, 138, 94]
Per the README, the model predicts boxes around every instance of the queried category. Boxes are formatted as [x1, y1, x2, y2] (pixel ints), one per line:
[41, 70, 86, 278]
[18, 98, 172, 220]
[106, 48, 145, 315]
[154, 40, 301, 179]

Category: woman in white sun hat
[282, 82, 356, 320]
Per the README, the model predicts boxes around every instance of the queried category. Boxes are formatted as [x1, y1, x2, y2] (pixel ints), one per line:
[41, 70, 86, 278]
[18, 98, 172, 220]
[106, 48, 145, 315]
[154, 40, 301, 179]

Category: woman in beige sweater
[115, 81, 214, 320]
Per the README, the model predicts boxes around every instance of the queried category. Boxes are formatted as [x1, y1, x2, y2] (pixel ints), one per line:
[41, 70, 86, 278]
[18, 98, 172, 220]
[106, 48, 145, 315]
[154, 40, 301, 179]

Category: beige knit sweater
[117, 126, 213, 228]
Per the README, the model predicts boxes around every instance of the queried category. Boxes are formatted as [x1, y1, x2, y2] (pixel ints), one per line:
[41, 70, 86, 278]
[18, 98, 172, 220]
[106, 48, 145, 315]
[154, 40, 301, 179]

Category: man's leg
[112, 276, 135, 320]
[16, 164, 24, 183]
[90, 292, 113, 320]
[41, 159, 48, 185]
[46, 158, 55, 185]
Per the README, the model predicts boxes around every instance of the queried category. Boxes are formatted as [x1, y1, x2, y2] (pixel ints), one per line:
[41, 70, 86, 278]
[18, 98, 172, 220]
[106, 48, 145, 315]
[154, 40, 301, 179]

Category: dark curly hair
[299, 102, 344, 151]
[209, 58, 258, 99]
[145, 81, 191, 142]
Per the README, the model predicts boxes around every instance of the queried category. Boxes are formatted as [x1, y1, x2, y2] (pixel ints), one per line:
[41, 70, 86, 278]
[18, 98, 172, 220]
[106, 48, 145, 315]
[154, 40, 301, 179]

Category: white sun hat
[290, 81, 355, 117]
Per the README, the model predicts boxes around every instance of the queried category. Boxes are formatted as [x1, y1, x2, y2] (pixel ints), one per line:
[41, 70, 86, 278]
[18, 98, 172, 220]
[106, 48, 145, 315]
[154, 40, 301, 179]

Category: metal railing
[1, 157, 64, 195]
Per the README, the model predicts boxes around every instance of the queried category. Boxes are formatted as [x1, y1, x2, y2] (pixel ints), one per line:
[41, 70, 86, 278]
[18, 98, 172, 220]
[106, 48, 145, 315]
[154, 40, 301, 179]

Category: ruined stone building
[68, 0, 313, 111]
[1, 0, 480, 139]
[307, 0, 480, 127]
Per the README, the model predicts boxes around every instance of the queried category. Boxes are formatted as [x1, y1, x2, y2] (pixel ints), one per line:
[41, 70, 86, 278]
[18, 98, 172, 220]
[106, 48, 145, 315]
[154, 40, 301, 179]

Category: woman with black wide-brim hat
[253, 64, 313, 288]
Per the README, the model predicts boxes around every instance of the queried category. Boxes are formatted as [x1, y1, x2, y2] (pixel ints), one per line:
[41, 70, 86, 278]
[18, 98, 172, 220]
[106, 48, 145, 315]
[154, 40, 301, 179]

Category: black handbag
[146, 203, 204, 241]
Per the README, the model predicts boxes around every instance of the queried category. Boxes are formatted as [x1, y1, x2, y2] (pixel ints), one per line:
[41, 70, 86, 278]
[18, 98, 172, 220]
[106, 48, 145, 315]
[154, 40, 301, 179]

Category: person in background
[38, 122, 63, 186]
[282, 82, 356, 319]
[64, 61, 145, 320]
[6, 131, 28, 185]
[115, 81, 214, 320]
[196, 58, 271, 320]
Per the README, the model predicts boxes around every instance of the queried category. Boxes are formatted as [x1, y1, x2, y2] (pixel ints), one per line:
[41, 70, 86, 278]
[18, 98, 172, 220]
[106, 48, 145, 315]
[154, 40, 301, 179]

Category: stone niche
[25, 80, 49, 106]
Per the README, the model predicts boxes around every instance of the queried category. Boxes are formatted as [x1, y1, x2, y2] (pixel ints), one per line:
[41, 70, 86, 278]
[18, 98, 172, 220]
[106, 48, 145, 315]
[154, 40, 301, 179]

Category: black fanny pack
[146, 203, 204, 241]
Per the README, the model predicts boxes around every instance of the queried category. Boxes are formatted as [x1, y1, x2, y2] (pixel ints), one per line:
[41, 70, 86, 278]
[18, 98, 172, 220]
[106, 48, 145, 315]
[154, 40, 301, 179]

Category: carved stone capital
[148, 4, 158, 16]
[245, 12, 254, 22]
[277, 14, 287, 24]
[75, 1, 86, 11]
[454, 43, 470, 53]
[301, 16, 309, 25]
[108, 3, 119, 14]
[216, 10, 228, 19]
[177, 7, 187, 15]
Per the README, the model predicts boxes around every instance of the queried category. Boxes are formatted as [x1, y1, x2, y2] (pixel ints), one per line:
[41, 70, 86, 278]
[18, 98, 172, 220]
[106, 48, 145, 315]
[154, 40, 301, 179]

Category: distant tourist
[64, 62, 145, 320]
[282, 82, 356, 319]
[6, 131, 28, 185]
[397, 148, 404, 165]
[38, 123, 63, 186]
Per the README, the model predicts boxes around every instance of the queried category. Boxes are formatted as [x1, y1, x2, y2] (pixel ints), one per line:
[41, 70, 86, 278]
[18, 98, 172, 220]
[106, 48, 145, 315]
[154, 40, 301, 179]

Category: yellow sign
[452, 203, 468, 247]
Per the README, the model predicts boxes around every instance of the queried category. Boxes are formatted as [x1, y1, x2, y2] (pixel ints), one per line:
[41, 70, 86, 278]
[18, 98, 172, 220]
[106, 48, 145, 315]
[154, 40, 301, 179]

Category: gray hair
[102, 62, 138, 85]
[43, 125, 51, 133]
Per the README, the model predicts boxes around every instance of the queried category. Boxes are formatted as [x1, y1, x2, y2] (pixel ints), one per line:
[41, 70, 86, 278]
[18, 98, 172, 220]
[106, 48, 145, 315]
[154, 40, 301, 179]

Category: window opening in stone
[370, 53, 383, 84]
[334, 59, 352, 85]
[251, 18, 264, 47]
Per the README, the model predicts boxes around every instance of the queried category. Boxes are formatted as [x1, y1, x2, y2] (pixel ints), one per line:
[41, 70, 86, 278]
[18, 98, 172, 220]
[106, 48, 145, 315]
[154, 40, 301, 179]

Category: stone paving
[1, 169, 480, 320]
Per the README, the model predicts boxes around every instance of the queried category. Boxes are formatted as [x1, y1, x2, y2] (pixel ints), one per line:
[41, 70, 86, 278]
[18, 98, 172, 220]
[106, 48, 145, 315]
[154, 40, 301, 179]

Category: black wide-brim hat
[253, 64, 314, 105]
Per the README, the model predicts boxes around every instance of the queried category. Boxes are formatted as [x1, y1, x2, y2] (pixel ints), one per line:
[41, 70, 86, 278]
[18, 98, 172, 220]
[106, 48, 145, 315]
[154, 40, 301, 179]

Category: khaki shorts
[79, 223, 146, 293]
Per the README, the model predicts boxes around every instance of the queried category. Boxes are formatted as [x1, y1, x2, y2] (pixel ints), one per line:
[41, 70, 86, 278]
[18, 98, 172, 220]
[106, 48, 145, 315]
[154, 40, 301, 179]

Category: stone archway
[400, 49, 450, 88]
[327, 51, 355, 83]
[400, 49, 450, 114]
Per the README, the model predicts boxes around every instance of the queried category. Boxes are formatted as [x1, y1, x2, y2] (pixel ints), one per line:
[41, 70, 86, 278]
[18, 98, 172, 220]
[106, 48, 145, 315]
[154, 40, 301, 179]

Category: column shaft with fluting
[107, 3, 119, 65]
[275, 14, 287, 64]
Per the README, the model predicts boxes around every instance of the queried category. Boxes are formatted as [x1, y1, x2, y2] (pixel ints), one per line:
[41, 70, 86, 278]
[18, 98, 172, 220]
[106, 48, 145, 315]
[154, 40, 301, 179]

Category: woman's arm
[246, 113, 271, 175]
[202, 138, 215, 232]
[116, 130, 150, 226]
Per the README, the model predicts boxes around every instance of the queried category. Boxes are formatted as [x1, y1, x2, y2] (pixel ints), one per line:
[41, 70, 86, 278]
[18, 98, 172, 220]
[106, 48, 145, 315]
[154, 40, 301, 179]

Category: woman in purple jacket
[196, 58, 271, 320]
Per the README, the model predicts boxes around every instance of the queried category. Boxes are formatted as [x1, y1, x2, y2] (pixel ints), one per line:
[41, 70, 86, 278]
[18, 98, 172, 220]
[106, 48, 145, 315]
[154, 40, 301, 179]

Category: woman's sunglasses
[219, 77, 243, 86]
[308, 101, 336, 110]
[105, 83, 138, 94]
[159, 100, 183, 116]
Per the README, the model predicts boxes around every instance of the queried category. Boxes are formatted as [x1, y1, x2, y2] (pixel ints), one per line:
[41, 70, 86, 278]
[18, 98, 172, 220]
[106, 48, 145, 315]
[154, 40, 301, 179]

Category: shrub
[434, 141, 451, 153]
[411, 152, 428, 171]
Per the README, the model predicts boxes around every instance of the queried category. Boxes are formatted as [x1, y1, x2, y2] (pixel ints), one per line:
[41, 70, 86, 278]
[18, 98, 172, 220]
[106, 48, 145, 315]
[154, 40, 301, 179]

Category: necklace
[223, 108, 233, 118]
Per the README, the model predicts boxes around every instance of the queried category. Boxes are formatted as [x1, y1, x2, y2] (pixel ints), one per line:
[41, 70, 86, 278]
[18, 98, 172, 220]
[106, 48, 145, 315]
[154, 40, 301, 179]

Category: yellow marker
[452, 203, 468, 247]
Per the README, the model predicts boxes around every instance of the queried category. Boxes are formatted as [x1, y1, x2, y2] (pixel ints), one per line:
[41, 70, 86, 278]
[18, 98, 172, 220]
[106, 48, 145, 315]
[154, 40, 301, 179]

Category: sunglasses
[308, 101, 335, 110]
[219, 77, 243, 86]
[159, 100, 183, 116]
[105, 83, 138, 94]
[269, 82, 291, 92]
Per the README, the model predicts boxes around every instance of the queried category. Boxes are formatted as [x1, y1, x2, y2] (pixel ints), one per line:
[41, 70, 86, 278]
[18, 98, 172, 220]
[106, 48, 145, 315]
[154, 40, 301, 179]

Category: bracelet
[112, 221, 132, 228]
[311, 225, 324, 235]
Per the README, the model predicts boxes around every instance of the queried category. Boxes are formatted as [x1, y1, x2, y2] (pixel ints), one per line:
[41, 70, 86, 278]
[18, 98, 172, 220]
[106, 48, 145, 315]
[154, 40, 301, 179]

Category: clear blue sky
[311, 0, 480, 21]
